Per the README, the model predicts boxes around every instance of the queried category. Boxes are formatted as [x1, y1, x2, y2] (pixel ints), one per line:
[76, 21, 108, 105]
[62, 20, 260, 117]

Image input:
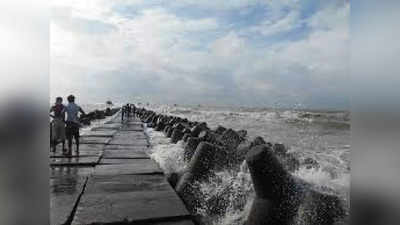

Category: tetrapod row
[134, 108, 347, 225]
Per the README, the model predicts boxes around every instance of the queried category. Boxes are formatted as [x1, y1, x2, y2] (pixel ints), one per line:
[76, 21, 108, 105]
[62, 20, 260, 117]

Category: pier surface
[50, 113, 194, 225]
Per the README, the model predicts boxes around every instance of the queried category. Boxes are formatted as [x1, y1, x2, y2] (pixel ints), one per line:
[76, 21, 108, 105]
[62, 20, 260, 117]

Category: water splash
[145, 127, 187, 174]
[139, 103, 350, 225]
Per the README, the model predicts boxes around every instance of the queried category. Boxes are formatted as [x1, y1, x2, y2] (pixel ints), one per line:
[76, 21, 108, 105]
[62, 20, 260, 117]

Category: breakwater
[135, 107, 349, 225]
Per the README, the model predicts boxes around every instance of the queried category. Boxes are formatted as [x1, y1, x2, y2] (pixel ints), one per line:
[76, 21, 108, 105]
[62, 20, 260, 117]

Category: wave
[145, 123, 350, 225]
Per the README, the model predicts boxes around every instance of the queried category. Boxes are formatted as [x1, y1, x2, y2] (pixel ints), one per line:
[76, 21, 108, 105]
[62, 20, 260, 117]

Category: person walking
[126, 104, 131, 119]
[50, 97, 66, 153]
[63, 95, 86, 156]
[121, 104, 125, 122]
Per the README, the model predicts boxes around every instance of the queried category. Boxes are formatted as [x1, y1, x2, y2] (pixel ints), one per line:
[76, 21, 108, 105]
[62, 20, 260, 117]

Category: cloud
[51, 0, 349, 109]
[248, 9, 302, 37]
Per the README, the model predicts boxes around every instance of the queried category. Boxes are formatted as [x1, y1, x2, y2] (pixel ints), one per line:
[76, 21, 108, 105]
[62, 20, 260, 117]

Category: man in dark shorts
[62, 95, 86, 156]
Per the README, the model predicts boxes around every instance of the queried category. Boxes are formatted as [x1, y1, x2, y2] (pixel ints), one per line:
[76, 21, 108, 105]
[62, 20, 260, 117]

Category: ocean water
[80, 102, 350, 225]
[143, 103, 350, 225]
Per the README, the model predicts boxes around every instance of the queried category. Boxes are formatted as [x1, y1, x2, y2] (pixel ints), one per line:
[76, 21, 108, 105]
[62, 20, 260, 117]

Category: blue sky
[51, 0, 349, 109]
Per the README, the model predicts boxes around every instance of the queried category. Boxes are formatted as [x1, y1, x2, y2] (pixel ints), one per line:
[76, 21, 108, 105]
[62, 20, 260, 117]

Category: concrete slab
[78, 143, 105, 150]
[50, 167, 94, 178]
[50, 156, 100, 166]
[114, 131, 148, 139]
[85, 174, 171, 194]
[80, 130, 116, 137]
[50, 152, 100, 158]
[93, 160, 162, 176]
[50, 175, 87, 225]
[120, 127, 144, 132]
[104, 145, 148, 151]
[78, 150, 103, 157]
[108, 137, 149, 146]
[120, 124, 143, 131]
[102, 150, 149, 159]
[50, 146, 102, 158]
[77, 144, 105, 156]
[91, 123, 122, 131]
[80, 136, 111, 145]
[100, 158, 153, 164]
[72, 191, 189, 225]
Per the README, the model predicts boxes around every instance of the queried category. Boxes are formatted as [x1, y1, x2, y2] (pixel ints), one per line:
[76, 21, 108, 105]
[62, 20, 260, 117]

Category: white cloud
[168, 0, 263, 11]
[249, 9, 302, 36]
[51, 0, 349, 108]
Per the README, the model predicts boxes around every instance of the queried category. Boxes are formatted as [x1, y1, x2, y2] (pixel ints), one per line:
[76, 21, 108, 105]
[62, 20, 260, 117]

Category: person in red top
[50, 97, 66, 153]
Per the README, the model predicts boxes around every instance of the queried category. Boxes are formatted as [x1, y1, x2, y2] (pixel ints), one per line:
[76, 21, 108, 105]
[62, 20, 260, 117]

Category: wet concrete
[72, 191, 190, 225]
[93, 160, 163, 175]
[50, 114, 193, 225]
[102, 149, 150, 159]
[78, 144, 105, 156]
[104, 145, 148, 151]
[85, 174, 172, 195]
[80, 130, 117, 137]
[50, 167, 93, 225]
[50, 156, 100, 166]
[50, 152, 101, 158]
[72, 172, 189, 224]
[78, 144, 105, 152]
[79, 136, 111, 145]
[100, 158, 154, 164]
[108, 138, 149, 146]
[91, 123, 121, 131]
[114, 131, 148, 140]
[120, 124, 144, 131]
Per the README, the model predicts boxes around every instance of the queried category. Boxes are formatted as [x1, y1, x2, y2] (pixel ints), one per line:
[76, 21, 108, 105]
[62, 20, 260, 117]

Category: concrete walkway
[50, 113, 194, 225]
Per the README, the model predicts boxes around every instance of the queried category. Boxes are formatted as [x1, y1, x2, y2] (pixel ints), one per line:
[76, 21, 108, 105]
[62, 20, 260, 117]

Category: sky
[50, 0, 349, 109]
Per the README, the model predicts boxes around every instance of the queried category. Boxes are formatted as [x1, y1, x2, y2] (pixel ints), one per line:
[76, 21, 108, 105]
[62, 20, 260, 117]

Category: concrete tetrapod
[219, 128, 242, 149]
[166, 126, 174, 138]
[245, 145, 303, 225]
[176, 142, 216, 211]
[190, 123, 207, 137]
[163, 125, 170, 135]
[182, 133, 191, 142]
[155, 122, 165, 131]
[183, 137, 201, 162]
[171, 128, 184, 144]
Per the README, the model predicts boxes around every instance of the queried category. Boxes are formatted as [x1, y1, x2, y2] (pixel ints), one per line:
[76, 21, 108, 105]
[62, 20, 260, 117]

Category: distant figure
[121, 105, 125, 122]
[63, 95, 86, 156]
[126, 104, 131, 119]
[50, 97, 66, 153]
[132, 104, 136, 117]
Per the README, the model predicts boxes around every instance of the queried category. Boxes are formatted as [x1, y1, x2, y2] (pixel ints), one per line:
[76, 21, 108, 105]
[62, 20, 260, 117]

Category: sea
[80, 102, 350, 225]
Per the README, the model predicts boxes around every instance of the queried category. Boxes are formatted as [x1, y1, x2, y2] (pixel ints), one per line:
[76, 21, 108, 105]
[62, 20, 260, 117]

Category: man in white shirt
[63, 95, 86, 156]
